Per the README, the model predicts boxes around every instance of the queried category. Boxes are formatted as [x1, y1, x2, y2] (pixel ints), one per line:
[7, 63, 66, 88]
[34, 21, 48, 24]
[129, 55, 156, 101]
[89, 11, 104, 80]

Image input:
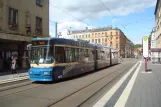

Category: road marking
[114, 61, 142, 107]
[0, 76, 29, 85]
[141, 71, 152, 74]
[93, 61, 141, 107]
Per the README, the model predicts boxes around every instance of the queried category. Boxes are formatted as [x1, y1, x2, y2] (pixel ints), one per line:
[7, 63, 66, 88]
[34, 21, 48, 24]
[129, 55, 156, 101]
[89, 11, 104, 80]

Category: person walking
[10, 56, 19, 78]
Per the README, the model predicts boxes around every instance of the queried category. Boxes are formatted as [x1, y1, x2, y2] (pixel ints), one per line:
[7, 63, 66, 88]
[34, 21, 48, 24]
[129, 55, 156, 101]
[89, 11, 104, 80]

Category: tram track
[48, 60, 138, 107]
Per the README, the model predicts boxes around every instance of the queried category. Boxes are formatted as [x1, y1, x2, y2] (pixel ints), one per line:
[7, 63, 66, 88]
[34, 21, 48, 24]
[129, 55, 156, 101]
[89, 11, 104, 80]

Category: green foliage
[134, 44, 142, 48]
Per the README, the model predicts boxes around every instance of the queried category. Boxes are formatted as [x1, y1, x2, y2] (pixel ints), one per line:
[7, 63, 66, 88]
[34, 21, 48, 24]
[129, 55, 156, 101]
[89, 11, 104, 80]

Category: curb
[0, 76, 29, 85]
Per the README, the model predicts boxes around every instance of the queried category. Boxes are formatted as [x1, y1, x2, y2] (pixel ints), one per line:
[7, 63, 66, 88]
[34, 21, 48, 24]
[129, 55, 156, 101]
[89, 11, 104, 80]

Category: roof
[32, 37, 116, 49]
[155, 0, 160, 15]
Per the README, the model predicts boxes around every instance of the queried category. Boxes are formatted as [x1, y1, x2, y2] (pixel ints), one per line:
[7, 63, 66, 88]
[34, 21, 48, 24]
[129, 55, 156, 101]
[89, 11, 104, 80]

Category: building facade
[68, 27, 134, 57]
[155, 0, 161, 48]
[0, 0, 49, 71]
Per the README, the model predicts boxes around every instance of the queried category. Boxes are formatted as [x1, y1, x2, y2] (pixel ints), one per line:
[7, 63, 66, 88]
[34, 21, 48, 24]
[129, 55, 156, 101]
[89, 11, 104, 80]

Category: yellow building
[69, 27, 134, 57]
[0, 0, 49, 70]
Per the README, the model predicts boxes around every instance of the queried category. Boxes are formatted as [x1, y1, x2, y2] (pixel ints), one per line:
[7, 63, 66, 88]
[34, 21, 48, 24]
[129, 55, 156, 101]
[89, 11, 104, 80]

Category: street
[0, 59, 137, 107]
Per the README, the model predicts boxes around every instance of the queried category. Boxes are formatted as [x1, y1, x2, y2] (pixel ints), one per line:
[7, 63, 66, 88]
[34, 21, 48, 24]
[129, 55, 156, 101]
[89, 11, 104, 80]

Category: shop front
[0, 39, 30, 72]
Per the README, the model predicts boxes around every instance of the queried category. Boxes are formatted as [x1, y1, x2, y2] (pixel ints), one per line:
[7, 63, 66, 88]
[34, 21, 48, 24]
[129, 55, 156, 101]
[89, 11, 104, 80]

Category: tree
[134, 44, 142, 48]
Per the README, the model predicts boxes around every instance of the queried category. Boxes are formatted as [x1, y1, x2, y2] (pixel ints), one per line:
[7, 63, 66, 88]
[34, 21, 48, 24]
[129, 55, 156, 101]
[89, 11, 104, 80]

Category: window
[98, 33, 100, 36]
[86, 34, 88, 38]
[92, 39, 94, 43]
[64, 47, 75, 62]
[102, 38, 104, 42]
[111, 36, 113, 40]
[111, 32, 112, 36]
[36, 17, 42, 30]
[79, 35, 81, 38]
[105, 32, 107, 36]
[8, 8, 18, 25]
[110, 42, 112, 47]
[116, 37, 118, 40]
[92, 33, 94, 37]
[105, 38, 107, 42]
[116, 43, 118, 49]
[95, 39, 97, 44]
[82, 35, 84, 38]
[102, 32, 104, 36]
[55, 46, 65, 63]
[98, 39, 101, 43]
[116, 31, 118, 35]
[88, 34, 90, 38]
[36, 0, 42, 6]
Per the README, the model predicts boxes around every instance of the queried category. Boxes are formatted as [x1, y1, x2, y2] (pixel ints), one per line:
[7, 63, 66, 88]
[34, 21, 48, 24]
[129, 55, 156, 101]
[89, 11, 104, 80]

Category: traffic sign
[142, 36, 149, 58]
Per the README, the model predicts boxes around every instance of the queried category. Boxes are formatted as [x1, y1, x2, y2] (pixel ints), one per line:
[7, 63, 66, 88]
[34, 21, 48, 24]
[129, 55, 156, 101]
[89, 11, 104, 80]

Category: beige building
[0, 0, 49, 71]
[69, 27, 134, 57]
[155, 0, 161, 48]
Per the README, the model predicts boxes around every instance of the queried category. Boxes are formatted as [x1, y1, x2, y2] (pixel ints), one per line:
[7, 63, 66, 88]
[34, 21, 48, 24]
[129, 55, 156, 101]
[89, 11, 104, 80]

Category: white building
[58, 29, 72, 39]
[150, 27, 161, 63]
[151, 28, 156, 48]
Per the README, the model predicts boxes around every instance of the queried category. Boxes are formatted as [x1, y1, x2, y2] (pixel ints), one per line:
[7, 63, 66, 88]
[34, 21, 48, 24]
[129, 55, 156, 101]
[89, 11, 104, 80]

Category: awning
[151, 48, 161, 52]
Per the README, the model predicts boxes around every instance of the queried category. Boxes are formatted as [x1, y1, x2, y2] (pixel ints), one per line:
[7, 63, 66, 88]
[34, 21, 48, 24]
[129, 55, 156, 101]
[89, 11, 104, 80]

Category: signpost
[142, 36, 149, 72]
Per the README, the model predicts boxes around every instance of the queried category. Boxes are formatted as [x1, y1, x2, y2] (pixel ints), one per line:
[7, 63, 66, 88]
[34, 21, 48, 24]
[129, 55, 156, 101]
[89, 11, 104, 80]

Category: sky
[49, 0, 157, 44]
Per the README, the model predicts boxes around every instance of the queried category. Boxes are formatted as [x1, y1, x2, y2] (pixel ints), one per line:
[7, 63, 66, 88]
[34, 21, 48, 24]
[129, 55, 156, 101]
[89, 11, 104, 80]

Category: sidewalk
[93, 60, 161, 107]
[0, 69, 29, 81]
[125, 61, 161, 107]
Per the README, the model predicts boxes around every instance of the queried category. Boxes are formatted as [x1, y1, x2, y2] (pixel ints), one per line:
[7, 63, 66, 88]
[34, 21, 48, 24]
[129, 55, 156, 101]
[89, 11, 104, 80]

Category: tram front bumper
[28, 67, 53, 81]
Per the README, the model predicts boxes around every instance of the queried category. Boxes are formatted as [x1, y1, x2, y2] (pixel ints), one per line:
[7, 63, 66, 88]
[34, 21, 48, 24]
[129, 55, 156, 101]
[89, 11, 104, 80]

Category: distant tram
[28, 38, 118, 81]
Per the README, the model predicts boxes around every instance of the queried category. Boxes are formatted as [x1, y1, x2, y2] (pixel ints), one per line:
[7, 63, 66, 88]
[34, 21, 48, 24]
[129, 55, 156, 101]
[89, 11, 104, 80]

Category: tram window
[101, 51, 105, 60]
[85, 49, 88, 57]
[65, 47, 75, 62]
[55, 46, 65, 63]
[97, 50, 101, 60]
[75, 48, 79, 61]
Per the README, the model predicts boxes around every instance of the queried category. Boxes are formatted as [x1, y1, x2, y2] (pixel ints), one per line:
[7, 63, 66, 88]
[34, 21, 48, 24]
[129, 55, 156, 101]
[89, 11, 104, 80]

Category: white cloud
[49, 0, 156, 23]
[49, 0, 156, 37]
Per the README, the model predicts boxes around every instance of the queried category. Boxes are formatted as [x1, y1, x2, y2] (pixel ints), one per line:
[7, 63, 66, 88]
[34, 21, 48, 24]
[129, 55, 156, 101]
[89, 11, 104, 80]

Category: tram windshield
[30, 46, 54, 64]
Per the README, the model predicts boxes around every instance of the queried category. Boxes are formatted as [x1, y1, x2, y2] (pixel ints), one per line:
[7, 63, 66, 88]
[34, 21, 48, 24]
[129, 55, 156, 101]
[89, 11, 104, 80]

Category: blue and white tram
[28, 38, 118, 82]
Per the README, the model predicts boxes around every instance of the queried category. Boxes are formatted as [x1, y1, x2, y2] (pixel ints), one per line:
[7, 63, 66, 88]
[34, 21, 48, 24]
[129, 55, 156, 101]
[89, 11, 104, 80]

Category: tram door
[94, 47, 97, 70]
[110, 49, 112, 66]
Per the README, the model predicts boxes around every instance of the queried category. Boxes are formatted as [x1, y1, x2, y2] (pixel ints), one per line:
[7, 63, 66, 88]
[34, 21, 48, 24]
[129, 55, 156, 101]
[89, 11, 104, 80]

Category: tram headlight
[44, 72, 50, 75]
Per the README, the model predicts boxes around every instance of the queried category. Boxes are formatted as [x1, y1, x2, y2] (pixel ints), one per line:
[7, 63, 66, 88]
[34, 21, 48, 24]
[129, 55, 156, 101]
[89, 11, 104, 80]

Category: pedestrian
[10, 56, 19, 78]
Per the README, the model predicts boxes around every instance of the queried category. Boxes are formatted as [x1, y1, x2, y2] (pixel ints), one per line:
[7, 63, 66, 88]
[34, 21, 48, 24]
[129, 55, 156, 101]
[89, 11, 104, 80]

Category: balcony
[35, 27, 42, 36]
[8, 24, 18, 31]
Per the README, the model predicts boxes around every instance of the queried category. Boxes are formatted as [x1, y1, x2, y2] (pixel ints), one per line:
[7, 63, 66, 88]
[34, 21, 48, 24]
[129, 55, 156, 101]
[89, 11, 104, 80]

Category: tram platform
[0, 69, 28, 82]
[93, 60, 161, 107]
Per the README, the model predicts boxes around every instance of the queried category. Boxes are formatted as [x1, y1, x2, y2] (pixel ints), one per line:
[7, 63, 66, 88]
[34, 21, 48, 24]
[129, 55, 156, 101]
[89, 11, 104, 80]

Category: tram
[28, 38, 119, 81]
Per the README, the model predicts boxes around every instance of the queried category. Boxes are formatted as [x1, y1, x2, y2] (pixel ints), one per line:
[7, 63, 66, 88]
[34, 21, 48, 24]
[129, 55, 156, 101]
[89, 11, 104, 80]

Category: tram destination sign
[142, 36, 149, 58]
[32, 41, 48, 45]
